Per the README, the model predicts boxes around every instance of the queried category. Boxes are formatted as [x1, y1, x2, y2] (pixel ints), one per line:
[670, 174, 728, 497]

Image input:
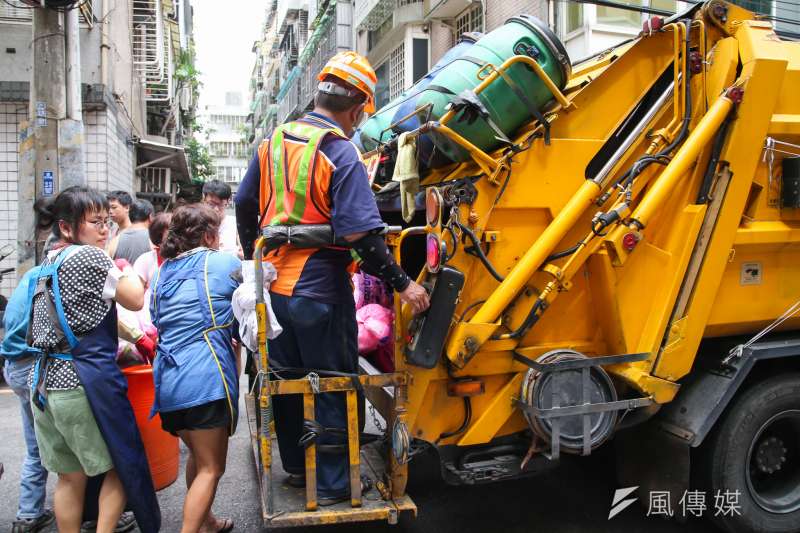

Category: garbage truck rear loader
[248, 2, 800, 530]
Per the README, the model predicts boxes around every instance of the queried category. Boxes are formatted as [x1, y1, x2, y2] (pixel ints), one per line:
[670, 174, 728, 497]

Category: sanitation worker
[235, 51, 430, 505]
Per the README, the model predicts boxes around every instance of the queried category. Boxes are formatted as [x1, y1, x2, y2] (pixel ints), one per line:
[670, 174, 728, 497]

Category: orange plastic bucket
[123, 365, 179, 491]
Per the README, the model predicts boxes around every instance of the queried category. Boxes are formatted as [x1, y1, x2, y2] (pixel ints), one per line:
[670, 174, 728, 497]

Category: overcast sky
[192, 0, 266, 110]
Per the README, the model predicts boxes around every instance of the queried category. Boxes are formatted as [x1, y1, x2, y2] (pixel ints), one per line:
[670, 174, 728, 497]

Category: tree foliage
[186, 133, 214, 183]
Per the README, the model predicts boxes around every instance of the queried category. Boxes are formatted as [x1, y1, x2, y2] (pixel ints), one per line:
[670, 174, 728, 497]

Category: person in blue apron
[26, 186, 160, 533]
[150, 203, 241, 533]
[2, 267, 54, 533]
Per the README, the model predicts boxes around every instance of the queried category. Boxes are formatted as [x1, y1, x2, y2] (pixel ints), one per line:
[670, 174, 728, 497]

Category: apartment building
[198, 91, 250, 198]
[557, 0, 799, 61]
[247, 0, 354, 152]
[0, 0, 195, 295]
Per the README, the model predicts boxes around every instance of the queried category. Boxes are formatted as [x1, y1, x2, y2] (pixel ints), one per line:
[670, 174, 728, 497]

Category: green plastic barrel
[358, 32, 482, 153]
[417, 15, 571, 163]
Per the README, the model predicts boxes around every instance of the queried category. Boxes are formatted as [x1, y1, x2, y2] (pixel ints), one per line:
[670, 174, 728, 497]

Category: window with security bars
[210, 141, 248, 158]
[389, 43, 405, 100]
[597, 0, 643, 26]
[565, 2, 584, 33]
[456, 4, 483, 36]
[730, 0, 773, 16]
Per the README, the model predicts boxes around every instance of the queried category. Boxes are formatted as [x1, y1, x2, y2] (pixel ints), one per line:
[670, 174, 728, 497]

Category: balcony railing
[132, 0, 174, 103]
[274, 0, 353, 125]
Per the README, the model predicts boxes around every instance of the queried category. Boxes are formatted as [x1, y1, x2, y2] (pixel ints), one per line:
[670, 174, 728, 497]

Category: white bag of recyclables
[232, 260, 283, 351]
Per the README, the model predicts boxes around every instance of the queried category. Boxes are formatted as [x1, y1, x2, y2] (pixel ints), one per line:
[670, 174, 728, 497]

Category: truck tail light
[426, 233, 445, 273]
[426, 187, 443, 228]
[447, 378, 485, 397]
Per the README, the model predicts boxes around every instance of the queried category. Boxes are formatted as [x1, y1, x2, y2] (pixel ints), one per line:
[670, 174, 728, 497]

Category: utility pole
[62, 6, 86, 190]
[17, 3, 85, 271]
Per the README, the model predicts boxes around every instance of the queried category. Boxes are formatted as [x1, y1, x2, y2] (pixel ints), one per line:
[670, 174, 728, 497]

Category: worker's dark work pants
[268, 293, 359, 498]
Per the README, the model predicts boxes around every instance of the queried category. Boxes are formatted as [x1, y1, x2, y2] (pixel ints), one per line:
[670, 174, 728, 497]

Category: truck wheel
[700, 373, 800, 532]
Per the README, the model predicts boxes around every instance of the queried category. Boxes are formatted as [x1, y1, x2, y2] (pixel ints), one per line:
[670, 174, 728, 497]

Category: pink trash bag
[357, 304, 395, 373]
[356, 304, 393, 353]
[352, 272, 391, 309]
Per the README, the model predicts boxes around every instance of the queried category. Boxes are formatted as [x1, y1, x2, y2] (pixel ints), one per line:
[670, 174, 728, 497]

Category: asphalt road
[0, 382, 717, 533]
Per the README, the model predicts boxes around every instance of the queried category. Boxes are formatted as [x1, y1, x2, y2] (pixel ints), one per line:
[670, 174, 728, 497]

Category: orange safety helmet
[318, 51, 377, 113]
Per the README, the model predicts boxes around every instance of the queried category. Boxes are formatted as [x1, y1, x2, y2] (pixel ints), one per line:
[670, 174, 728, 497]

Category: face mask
[351, 109, 368, 138]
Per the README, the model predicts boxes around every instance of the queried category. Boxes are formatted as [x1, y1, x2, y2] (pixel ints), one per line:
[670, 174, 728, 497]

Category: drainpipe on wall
[100, 0, 110, 87]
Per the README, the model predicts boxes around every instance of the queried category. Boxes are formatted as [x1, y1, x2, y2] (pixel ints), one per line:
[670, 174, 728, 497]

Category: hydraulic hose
[438, 397, 472, 442]
[492, 298, 544, 340]
[456, 221, 505, 282]
[696, 108, 734, 203]
[611, 20, 694, 194]
[545, 243, 582, 262]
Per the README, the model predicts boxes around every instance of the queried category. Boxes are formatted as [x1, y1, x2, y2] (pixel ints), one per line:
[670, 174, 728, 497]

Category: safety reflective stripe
[267, 120, 344, 226]
[330, 62, 376, 93]
[270, 128, 287, 224]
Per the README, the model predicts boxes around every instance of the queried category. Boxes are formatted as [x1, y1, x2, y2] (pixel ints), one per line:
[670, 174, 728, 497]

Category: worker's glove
[135, 333, 157, 364]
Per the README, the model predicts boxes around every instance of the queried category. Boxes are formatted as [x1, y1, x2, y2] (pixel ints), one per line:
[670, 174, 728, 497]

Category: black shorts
[159, 399, 235, 436]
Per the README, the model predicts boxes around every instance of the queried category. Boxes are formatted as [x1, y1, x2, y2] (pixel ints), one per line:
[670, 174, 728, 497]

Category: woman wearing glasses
[202, 180, 243, 259]
[27, 186, 160, 533]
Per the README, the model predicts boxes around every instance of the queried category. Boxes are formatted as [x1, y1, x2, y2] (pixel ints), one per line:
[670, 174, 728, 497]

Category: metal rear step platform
[245, 393, 417, 528]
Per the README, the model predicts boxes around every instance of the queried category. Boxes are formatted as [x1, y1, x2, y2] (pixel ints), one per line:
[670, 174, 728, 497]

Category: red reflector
[427, 233, 442, 272]
[622, 232, 639, 252]
[426, 187, 443, 228]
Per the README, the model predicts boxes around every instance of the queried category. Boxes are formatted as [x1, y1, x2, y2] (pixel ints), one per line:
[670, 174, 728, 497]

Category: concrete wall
[0, 7, 103, 86]
[107, 0, 148, 135]
[84, 108, 136, 194]
[429, 20, 454, 67]
[485, 0, 548, 33]
[0, 103, 25, 296]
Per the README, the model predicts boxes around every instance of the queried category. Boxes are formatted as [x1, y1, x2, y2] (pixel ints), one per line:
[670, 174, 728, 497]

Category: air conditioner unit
[179, 86, 192, 110]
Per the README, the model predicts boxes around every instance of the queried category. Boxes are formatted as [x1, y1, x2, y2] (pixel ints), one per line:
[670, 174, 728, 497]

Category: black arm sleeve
[236, 203, 259, 260]
[235, 153, 262, 260]
[351, 233, 411, 292]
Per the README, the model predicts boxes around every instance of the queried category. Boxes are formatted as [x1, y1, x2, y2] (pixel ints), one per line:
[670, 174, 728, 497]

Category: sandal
[216, 518, 234, 533]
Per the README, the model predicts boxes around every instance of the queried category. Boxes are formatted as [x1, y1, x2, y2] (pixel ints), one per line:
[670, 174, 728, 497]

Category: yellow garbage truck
[247, 1, 800, 530]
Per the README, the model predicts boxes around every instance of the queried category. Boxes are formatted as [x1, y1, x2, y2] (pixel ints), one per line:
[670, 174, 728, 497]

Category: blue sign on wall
[43, 171, 54, 196]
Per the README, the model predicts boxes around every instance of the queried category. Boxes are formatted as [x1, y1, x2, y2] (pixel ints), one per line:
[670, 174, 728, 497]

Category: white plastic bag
[232, 260, 283, 351]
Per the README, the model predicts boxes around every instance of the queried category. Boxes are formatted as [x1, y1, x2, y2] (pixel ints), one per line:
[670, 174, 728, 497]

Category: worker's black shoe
[80, 511, 137, 533]
[284, 473, 306, 488]
[318, 477, 373, 507]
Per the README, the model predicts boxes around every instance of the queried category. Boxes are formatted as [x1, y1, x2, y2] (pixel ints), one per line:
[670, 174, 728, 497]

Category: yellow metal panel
[346, 391, 362, 508]
[706, 229, 800, 336]
[654, 29, 789, 380]
[768, 114, 800, 135]
[457, 373, 523, 446]
[303, 393, 317, 511]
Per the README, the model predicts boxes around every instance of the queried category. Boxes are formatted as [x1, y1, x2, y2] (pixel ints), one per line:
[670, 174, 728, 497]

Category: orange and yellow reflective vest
[256, 118, 348, 296]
